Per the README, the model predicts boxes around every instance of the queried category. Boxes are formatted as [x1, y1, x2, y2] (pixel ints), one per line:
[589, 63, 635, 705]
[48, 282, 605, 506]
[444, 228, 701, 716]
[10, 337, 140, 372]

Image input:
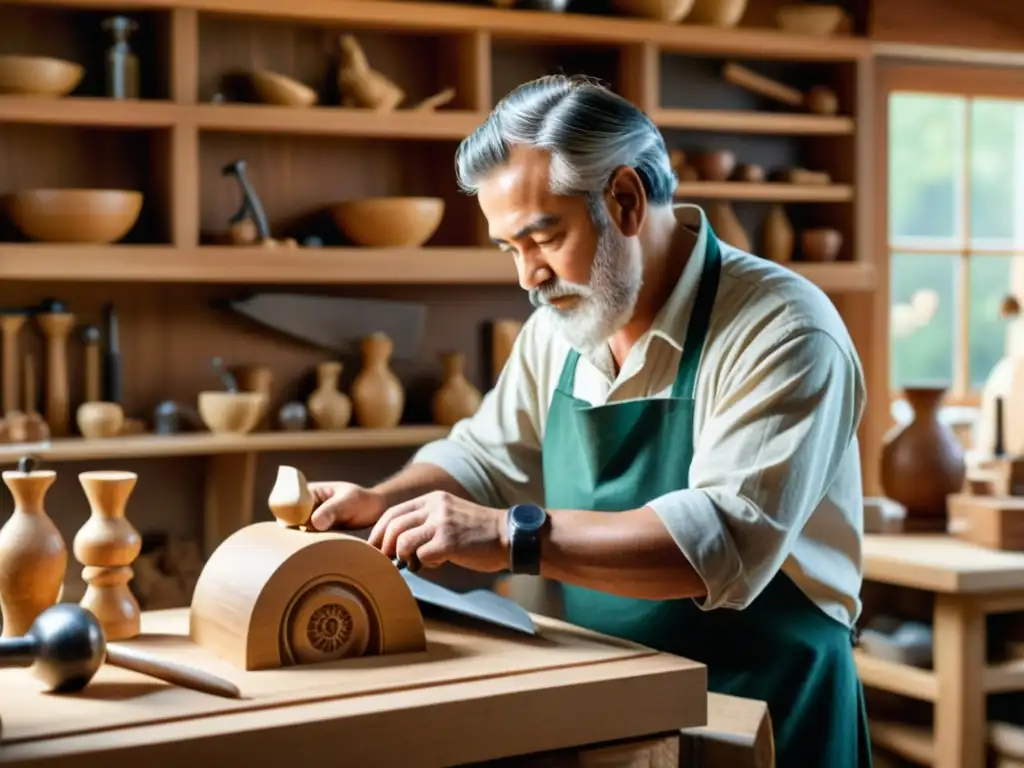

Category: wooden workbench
[0, 608, 706, 767]
[857, 534, 1024, 768]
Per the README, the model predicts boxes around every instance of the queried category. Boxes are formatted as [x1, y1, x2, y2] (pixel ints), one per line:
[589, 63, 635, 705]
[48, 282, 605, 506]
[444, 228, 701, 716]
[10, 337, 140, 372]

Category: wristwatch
[506, 503, 548, 575]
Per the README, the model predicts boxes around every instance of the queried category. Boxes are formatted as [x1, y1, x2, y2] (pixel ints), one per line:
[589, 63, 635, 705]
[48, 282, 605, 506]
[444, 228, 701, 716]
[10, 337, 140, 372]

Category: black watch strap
[507, 505, 545, 575]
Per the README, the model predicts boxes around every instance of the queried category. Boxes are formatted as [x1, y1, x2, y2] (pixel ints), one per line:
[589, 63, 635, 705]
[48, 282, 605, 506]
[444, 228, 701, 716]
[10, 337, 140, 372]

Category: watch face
[512, 504, 546, 532]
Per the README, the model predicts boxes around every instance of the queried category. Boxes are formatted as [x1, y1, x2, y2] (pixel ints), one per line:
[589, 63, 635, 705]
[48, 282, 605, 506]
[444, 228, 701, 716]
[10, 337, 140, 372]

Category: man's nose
[516, 249, 552, 291]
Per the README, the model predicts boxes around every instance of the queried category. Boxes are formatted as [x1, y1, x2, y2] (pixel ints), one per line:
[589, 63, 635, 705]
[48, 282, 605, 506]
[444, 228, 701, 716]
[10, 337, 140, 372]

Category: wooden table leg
[933, 593, 986, 768]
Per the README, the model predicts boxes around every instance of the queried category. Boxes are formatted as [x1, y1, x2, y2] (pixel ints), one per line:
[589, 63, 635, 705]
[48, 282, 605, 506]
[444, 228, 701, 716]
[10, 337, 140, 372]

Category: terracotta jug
[763, 205, 794, 263]
[433, 352, 483, 427]
[351, 333, 404, 428]
[0, 460, 67, 637]
[880, 386, 966, 530]
[307, 361, 352, 430]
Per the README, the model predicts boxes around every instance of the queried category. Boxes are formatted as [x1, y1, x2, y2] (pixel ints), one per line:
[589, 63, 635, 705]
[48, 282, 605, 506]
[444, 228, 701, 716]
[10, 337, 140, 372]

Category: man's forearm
[371, 462, 473, 508]
[541, 507, 707, 601]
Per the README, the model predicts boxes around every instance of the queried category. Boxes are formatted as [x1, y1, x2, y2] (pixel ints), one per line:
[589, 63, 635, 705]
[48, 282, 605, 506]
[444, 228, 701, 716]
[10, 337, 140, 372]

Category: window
[888, 82, 1024, 404]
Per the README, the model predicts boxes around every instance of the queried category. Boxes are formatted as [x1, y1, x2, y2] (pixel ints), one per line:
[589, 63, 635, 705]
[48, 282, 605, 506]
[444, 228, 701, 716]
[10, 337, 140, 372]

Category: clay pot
[881, 386, 966, 530]
[351, 333, 404, 429]
[307, 361, 352, 430]
[688, 151, 736, 181]
[800, 228, 842, 262]
[706, 201, 750, 251]
[432, 352, 483, 427]
[687, 0, 748, 27]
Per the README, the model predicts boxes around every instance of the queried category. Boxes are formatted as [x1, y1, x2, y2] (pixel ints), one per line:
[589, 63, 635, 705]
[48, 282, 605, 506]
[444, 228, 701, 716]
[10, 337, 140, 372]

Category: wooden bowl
[250, 70, 317, 107]
[0, 55, 83, 96]
[687, 0, 748, 27]
[76, 402, 124, 439]
[330, 197, 445, 247]
[776, 4, 850, 35]
[688, 151, 736, 182]
[801, 228, 843, 262]
[198, 391, 269, 435]
[610, 0, 694, 22]
[8, 189, 144, 244]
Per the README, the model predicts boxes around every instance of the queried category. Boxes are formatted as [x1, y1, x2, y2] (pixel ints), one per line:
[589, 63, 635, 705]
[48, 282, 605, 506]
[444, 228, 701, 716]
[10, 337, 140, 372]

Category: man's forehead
[479, 146, 553, 202]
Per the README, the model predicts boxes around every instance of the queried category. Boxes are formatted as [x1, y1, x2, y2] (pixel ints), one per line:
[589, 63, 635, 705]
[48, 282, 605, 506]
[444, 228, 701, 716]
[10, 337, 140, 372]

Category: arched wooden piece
[189, 522, 425, 670]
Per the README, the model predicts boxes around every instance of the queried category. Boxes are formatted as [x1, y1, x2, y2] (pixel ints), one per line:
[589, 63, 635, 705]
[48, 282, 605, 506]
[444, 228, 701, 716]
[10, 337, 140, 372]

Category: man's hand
[307, 482, 387, 531]
[367, 491, 508, 572]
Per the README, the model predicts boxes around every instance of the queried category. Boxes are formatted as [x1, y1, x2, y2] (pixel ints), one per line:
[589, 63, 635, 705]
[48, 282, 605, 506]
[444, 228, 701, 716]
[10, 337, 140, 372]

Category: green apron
[542, 229, 872, 768]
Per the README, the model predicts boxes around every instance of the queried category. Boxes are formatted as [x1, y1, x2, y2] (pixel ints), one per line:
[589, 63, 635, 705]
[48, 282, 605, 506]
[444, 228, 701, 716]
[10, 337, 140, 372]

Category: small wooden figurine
[268, 465, 314, 529]
[0, 456, 66, 638]
[73, 470, 143, 640]
[337, 34, 405, 111]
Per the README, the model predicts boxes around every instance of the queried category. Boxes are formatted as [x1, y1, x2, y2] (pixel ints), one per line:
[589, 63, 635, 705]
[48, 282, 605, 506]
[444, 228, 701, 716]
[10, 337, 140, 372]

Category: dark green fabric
[541, 231, 872, 767]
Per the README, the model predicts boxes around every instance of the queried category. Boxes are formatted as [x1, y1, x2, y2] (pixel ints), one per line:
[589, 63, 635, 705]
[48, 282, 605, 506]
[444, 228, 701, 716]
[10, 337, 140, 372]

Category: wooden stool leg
[933, 593, 986, 768]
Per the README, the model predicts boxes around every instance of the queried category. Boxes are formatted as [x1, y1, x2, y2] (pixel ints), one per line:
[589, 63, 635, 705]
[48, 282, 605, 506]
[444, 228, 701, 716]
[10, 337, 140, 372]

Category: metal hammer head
[28, 603, 106, 693]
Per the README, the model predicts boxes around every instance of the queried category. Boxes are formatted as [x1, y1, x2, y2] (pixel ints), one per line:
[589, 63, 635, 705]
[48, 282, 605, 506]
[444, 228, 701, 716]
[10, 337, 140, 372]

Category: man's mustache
[529, 280, 588, 308]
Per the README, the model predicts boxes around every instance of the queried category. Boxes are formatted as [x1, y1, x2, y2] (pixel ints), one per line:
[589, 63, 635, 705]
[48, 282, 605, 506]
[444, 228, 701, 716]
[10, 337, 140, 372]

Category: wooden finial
[268, 465, 314, 529]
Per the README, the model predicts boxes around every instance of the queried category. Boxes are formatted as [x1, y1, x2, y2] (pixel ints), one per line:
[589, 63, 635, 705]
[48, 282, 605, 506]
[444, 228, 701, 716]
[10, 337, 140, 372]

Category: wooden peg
[81, 325, 102, 403]
[490, 319, 523, 385]
[22, 352, 37, 414]
[268, 465, 314, 529]
[0, 313, 26, 415]
[36, 307, 75, 437]
[73, 471, 142, 641]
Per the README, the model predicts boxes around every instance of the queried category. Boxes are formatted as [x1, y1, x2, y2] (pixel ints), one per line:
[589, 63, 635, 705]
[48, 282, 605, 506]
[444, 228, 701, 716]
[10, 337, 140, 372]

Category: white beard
[529, 220, 642, 352]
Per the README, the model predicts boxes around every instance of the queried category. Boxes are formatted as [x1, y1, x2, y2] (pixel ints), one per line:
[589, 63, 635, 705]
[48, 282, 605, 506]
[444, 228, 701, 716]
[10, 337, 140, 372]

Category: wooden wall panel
[869, 0, 1024, 52]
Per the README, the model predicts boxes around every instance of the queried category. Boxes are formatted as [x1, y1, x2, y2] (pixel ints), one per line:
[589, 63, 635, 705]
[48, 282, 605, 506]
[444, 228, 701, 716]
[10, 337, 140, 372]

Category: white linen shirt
[413, 204, 867, 627]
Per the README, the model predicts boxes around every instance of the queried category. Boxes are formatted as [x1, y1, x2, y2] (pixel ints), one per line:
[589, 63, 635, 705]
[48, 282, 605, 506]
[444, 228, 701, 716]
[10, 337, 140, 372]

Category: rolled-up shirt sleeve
[645, 327, 864, 611]
[411, 319, 545, 509]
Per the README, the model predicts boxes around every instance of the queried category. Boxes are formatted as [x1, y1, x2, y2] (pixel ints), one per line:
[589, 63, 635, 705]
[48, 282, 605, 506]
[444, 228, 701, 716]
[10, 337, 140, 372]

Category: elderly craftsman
[308, 75, 871, 767]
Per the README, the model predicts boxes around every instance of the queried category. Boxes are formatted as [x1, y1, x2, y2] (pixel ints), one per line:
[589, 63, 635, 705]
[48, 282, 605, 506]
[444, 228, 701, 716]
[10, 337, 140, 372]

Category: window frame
[879, 63, 1024, 408]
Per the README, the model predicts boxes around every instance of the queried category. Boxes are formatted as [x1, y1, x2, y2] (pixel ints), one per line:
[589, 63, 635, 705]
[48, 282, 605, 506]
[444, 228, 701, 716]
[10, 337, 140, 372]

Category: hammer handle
[106, 644, 241, 699]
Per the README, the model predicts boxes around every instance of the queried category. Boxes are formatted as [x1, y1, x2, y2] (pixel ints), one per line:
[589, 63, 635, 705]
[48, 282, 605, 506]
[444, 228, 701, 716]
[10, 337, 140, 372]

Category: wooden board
[864, 534, 1024, 593]
[0, 608, 705, 766]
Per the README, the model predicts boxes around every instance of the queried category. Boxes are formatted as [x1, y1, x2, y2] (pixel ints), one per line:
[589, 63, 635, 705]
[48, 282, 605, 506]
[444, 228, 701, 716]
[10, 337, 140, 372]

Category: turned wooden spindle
[81, 325, 102, 403]
[22, 352, 37, 414]
[36, 310, 76, 437]
[73, 471, 143, 641]
[0, 457, 66, 638]
[0, 314, 26, 415]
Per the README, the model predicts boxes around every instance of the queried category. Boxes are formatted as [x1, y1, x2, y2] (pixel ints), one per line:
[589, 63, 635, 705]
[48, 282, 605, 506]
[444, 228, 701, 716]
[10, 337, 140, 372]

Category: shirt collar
[648, 203, 710, 352]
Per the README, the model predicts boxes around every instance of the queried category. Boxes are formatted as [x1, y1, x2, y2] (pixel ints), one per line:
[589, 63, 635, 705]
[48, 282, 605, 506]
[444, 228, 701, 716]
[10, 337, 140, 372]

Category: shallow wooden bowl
[801, 228, 843, 262]
[689, 151, 736, 182]
[687, 0, 747, 27]
[8, 189, 143, 244]
[776, 4, 849, 35]
[198, 391, 269, 435]
[250, 70, 318, 107]
[610, 0, 694, 22]
[0, 55, 83, 96]
[330, 197, 445, 247]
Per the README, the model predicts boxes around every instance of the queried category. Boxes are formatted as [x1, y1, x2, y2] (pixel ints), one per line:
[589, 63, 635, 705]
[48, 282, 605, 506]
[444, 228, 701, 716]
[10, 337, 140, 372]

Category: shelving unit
[0, 0, 882, 585]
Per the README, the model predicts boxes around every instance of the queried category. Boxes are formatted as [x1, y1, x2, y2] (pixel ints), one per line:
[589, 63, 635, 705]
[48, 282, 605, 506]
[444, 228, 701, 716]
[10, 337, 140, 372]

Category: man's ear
[605, 166, 646, 237]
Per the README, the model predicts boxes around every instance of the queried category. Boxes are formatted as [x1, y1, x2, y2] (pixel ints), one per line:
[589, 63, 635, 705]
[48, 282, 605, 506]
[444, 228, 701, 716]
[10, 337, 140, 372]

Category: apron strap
[556, 348, 582, 394]
[671, 230, 723, 400]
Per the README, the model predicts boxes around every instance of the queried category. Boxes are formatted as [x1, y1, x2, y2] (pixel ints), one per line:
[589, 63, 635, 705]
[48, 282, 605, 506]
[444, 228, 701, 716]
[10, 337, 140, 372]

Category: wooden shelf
[652, 108, 855, 135]
[0, 426, 448, 464]
[674, 182, 854, 203]
[0, 244, 876, 291]
[194, 104, 485, 139]
[10, 0, 870, 61]
[869, 720, 935, 766]
[0, 96, 180, 128]
[853, 650, 937, 701]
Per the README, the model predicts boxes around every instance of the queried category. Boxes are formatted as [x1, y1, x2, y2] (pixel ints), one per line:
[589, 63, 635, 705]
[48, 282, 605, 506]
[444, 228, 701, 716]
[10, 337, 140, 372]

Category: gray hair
[454, 75, 677, 206]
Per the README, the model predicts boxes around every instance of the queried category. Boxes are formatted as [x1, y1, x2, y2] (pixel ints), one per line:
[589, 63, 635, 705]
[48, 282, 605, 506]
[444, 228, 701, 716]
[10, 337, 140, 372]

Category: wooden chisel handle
[106, 644, 242, 699]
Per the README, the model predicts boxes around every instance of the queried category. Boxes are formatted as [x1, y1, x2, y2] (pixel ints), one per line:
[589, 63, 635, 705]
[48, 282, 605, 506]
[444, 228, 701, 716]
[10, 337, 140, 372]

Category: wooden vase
[707, 201, 750, 251]
[0, 466, 66, 638]
[307, 361, 352, 430]
[880, 386, 966, 531]
[763, 205, 794, 263]
[432, 352, 483, 427]
[351, 333, 404, 429]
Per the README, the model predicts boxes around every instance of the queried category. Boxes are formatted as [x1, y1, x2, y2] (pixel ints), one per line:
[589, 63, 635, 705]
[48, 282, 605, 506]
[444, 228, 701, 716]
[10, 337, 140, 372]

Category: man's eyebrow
[490, 214, 561, 245]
